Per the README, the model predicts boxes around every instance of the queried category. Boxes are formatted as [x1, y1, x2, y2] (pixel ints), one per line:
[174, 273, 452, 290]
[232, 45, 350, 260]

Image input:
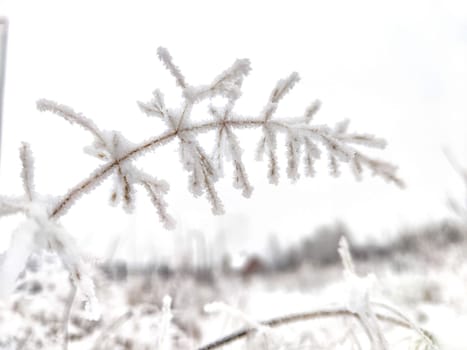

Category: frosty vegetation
[196, 237, 437, 350]
[0, 47, 419, 349]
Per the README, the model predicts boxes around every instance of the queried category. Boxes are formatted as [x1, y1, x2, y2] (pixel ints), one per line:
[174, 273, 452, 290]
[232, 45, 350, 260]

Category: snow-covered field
[0, 224, 466, 350]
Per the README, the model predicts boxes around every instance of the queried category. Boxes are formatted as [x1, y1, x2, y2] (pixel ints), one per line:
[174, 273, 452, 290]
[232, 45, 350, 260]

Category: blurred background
[0, 0, 466, 265]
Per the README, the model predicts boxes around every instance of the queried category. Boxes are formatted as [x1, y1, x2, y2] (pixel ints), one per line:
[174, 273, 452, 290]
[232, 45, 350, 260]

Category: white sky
[0, 0, 466, 261]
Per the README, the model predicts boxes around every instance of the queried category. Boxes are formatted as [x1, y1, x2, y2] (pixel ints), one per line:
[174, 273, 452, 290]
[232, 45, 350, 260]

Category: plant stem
[49, 118, 264, 219]
[197, 308, 421, 350]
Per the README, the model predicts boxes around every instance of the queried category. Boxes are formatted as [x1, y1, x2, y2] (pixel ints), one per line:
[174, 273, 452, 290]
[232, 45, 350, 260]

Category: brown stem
[49, 115, 396, 220]
[197, 309, 421, 350]
[49, 118, 263, 219]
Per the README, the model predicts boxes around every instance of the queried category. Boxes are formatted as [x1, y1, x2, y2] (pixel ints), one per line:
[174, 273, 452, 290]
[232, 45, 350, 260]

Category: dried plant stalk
[33, 47, 403, 224]
[198, 307, 434, 350]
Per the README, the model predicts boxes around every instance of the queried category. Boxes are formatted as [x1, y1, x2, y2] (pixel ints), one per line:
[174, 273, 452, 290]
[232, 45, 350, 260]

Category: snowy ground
[0, 227, 466, 350]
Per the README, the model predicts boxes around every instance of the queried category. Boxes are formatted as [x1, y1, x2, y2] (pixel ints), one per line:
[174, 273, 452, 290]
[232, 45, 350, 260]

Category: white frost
[0, 220, 37, 298]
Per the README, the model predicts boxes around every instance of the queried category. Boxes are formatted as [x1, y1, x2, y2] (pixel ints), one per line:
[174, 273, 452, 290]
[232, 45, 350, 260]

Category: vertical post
[0, 17, 8, 168]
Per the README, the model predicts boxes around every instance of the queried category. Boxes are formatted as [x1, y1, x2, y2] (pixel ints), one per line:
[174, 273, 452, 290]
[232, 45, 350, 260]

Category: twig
[48, 115, 400, 219]
[32, 48, 403, 222]
[198, 307, 431, 350]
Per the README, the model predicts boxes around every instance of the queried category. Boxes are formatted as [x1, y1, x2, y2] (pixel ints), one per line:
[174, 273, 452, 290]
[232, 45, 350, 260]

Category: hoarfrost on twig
[35, 47, 402, 222]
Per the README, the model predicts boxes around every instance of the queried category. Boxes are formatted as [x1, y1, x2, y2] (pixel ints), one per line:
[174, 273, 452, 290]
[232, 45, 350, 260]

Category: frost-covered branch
[34, 47, 402, 224]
